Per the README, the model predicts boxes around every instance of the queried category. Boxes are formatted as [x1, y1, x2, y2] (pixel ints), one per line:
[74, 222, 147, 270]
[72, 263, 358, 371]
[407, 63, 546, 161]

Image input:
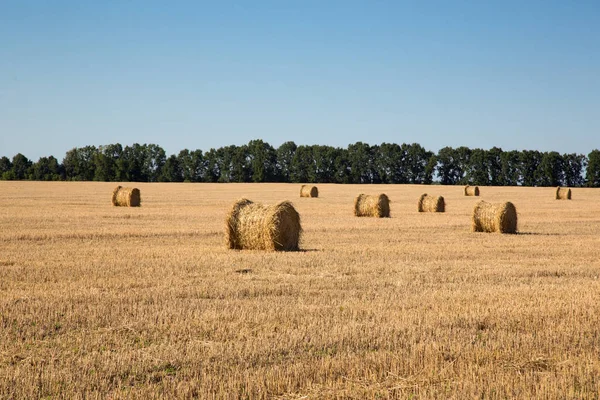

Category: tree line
[1, 140, 600, 187]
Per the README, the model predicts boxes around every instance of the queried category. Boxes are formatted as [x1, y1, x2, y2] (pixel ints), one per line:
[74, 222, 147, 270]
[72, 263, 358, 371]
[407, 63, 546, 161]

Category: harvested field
[1, 182, 600, 399]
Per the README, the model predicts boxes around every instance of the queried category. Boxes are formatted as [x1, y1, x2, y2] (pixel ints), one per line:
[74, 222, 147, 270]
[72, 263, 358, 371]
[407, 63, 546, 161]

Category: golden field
[1, 181, 600, 399]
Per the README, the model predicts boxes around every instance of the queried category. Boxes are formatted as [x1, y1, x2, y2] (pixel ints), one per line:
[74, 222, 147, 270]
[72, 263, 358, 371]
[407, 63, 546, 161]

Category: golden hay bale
[225, 198, 302, 251]
[555, 186, 571, 200]
[354, 194, 390, 218]
[464, 185, 480, 196]
[417, 193, 445, 212]
[112, 186, 141, 207]
[471, 200, 517, 234]
[300, 185, 318, 198]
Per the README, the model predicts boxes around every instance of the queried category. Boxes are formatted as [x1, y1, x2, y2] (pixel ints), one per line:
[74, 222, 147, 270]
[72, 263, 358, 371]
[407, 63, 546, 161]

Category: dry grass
[471, 200, 518, 234]
[464, 185, 480, 196]
[417, 193, 445, 213]
[556, 186, 572, 200]
[112, 186, 141, 207]
[1, 182, 600, 399]
[225, 198, 302, 251]
[300, 185, 318, 198]
[354, 193, 390, 218]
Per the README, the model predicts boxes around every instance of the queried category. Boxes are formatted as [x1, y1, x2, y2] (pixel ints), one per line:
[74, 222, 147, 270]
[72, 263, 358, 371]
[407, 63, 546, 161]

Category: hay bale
[464, 185, 480, 196]
[112, 186, 141, 207]
[471, 200, 517, 234]
[300, 185, 318, 198]
[225, 198, 302, 251]
[354, 194, 390, 218]
[417, 193, 445, 212]
[555, 186, 571, 200]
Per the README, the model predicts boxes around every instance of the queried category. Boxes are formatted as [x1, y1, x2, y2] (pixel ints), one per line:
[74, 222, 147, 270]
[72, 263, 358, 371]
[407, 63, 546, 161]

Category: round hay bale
[300, 185, 318, 198]
[112, 186, 141, 207]
[471, 200, 517, 234]
[417, 193, 445, 212]
[225, 198, 302, 251]
[354, 194, 390, 218]
[555, 186, 572, 200]
[464, 185, 480, 196]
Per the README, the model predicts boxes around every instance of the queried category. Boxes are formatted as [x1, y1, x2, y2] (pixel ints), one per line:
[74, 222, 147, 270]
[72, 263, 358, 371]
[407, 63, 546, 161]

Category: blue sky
[1, 1, 599, 161]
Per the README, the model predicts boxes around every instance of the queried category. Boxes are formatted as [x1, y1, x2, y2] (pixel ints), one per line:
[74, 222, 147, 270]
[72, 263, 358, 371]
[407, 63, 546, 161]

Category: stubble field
[1, 181, 600, 399]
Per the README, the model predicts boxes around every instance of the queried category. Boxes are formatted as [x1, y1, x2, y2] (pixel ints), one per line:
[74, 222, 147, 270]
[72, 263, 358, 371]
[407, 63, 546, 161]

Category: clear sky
[1, 1, 599, 161]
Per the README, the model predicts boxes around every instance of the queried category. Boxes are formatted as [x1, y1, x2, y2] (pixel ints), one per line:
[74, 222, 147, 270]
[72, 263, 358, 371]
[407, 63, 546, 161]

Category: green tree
[347, 142, 379, 183]
[563, 153, 586, 187]
[11, 153, 32, 180]
[0, 156, 12, 179]
[289, 145, 313, 183]
[63, 146, 97, 181]
[31, 156, 62, 181]
[203, 148, 221, 182]
[247, 140, 277, 182]
[487, 147, 503, 186]
[376, 143, 405, 184]
[177, 149, 205, 182]
[276, 141, 297, 183]
[312, 145, 339, 183]
[519, 150, 542, 186]
[466, 148, 489, 186]
[586, 150, 600, 187]
[500, 150, 521, 186]
[144, 144, 166, 182]
[536, 151, 564, 186]
[159, 155, 184, 182]
[436, 147, 468, 185]
[94, 144, 123, 181]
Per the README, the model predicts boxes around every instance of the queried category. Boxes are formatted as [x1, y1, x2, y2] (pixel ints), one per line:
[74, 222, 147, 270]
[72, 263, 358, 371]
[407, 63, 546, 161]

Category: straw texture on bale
[300, 185, 318, 198]
[417, 194, 445, 213]
[555, 187, 572, 200]
[464, 185, 480, 196]
[112, 186, 141, 207]
[354, 194, 390, 218]
[471, 200, 517, 234]
[225, 198, 302, 251]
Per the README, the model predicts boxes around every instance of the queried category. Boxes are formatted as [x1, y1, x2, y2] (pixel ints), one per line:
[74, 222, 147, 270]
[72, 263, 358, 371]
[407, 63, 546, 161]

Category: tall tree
[487, 147, 503, 186]
[276, 141, 297, 183]
[519, 150, 542, 186]
[536, 151, 564, 186]
[11, 153, 32, 180]
[247, 139, 277, 182]
[562, 153, 586, 187]
[376, 143, 405, 184]
[159, 155, 184, 182]
[466, 148, 489, 186]
[63, 146, 97, 181]
[118, 144, 147, 182]
[31, 156, 62, 181]
[586, 150, 600, 187]
[144, 144, 166, 182]
[93, 144, 123, 181]
[0, 156, 13, 179]
[406, 143, 434, 184]
[290, 145, 313, 183]
[177, 149, 205, 182]
[347, 142, 379, 183]
[500, 150, 521, 186]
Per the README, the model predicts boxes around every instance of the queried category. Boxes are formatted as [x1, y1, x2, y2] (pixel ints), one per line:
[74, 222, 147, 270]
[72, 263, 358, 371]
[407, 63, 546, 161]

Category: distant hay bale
[555, 187, 571, 200]
[300, 185, 318, 198]
[354, 194, 390, 218]
[112, 186, 141, 207]
[225, 198, 302, 251]
[464, 185, 480, 196]
[418, 194, 445, 212]
[471, 200, 517, 234]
